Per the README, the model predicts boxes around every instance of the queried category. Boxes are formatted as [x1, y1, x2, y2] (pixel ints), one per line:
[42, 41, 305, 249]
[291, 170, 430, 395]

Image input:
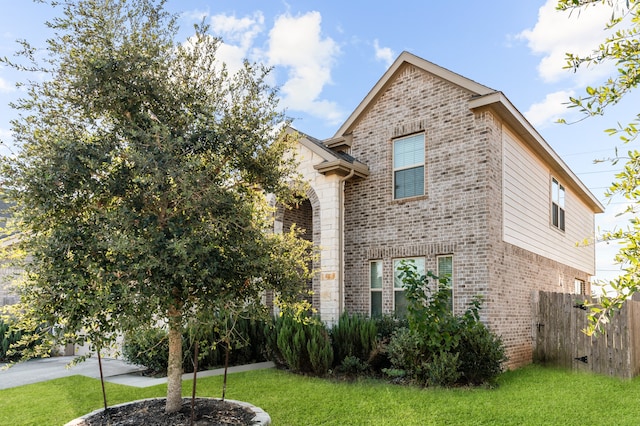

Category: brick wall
[343, 63, 493, 317]
[341, 63, 593, 369]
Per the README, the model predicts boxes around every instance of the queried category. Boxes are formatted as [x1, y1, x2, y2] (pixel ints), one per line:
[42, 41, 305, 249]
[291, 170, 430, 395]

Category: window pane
[370, 261, 382, 289]
[437, 256, 453, 312]
[371, 291, 382, 317]
[552, 203, 559, 227]
[394, 258, 425, 288]
[552, 179, 559, 203]
[394, 166, 424, 199]
[394, 291, 408, 318]
[558, 185, 565, 208]
[394, 134, 424, 169]
[559, 208, 565, 231]
[437, 256, 452, 279]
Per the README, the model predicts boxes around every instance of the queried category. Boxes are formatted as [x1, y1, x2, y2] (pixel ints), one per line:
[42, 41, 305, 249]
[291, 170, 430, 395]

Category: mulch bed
[75, 398, 258, 425]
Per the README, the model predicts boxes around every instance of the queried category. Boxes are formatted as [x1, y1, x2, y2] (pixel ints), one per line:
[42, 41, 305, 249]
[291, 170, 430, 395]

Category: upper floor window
[393, 134, 425, 199]
[551, 178, 565, 231]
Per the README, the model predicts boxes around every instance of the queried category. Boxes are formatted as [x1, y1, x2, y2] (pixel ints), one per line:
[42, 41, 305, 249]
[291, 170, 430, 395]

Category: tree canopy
[557, 0, 640, 333]
[1, 0, 314, 413]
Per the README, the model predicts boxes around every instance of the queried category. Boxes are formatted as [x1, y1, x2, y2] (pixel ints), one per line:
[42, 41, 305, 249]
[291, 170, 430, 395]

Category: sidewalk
[0, 356, 274, 390]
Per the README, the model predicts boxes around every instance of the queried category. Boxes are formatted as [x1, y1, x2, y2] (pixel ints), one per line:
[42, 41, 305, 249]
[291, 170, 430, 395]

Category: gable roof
[334, 51, 495, 137]
[329, 51, 604, 213]
[286, 127, 369, 179]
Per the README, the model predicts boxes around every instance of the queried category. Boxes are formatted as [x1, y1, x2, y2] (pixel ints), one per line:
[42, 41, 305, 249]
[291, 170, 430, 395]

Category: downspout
[338, 168, 355, 318]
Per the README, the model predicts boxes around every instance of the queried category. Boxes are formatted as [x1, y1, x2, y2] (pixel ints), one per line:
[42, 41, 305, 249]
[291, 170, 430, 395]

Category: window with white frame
[370, 260, 383, 317]
[437, 255, 453, 312]
[393, 133, 425, 199]
[393, 257, 425, 317]
[551, 178, 565, 231]
[574, 279, 586, 295]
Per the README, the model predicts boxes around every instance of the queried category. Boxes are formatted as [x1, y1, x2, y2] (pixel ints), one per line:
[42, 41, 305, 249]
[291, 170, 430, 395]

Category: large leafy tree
[557, 0, 640, 332]
[1, 0, 313, 413]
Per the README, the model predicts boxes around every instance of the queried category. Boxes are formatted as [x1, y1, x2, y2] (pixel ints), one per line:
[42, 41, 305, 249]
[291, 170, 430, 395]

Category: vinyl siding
[502, 127, 595, 274]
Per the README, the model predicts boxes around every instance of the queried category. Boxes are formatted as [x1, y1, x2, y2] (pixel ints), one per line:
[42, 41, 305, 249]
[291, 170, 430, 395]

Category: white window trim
[437, 254, 454, 312]
[393, 257, 425, 314]
[551, 177, 566, 232]
[370, 260, 383, 317]
[392, 133, 425, 200]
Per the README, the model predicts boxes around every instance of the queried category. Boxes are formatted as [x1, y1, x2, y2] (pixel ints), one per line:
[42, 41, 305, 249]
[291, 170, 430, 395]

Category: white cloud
[373, 39, 394, 68]
[208, 12, 265, 74]
[266, 11, 343, 124]
[517, 0, 619, 84]
[0, 76, 15, 93]
[524, 89, 576, 127]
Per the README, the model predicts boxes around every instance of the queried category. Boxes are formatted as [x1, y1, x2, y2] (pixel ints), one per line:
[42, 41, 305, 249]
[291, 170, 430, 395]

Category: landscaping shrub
[386, 261, 507, 387]
[274, 314, 332, 376]
[306, 325, 333, 375]
[122, 317, 270, 374]
[0, 315, 45, 362]
[330, 312, 377, 367]
[457, 322, 507, 385]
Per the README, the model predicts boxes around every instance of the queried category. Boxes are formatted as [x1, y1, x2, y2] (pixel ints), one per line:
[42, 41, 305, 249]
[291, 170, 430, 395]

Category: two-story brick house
[276, 51, 603, 368]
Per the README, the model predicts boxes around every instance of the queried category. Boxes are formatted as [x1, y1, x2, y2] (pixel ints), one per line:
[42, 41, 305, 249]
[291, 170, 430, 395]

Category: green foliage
[306, 325, 333, 376]
[122, 327, 174, 374]
[0, 312, 46, 362]
[122, 316, 270, 374]
[330, 312, 377, 367]
[373, 314, 408, 340]
[457, 322, 507, 386]
[387, 261, 506, 387]
[338, 355, 369, 376]
[272, 313, 333, 376]
[554, 0, 640, 333]
[421, 351, 461, 387]
[0, 0, 314, 410]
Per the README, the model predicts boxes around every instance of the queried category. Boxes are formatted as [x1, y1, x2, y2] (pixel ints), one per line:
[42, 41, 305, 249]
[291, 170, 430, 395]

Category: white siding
[502, 127, 595, 274]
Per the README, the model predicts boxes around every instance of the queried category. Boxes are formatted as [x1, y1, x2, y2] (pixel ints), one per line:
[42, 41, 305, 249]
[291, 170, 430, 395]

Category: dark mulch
[75, 398, 258, 425]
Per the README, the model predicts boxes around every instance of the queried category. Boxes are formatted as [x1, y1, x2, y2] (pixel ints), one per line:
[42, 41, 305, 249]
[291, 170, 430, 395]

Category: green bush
[421, 350, 461, 387]
[339, 355, 369, 376]
[122, 327, 178, 374]
[0, 316, 45, 362]
[307, 325, 333, 375]
[457, 322, 507, 386]
[387, 261, 507, 387]
[272, 314, 333, 376]
[122, 317, 270, 374]
[330, 312, 376, 367]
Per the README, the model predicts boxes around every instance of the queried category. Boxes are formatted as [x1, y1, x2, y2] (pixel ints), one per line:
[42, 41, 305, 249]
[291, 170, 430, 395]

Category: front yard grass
[1, 364, 639, 425]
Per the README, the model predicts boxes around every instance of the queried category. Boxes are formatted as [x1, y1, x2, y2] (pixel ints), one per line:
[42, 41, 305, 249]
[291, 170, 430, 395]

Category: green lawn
[1, 365, 639, 425]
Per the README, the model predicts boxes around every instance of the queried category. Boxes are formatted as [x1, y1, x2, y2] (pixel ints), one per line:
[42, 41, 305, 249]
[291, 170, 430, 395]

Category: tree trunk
[166, 307, 183, 413]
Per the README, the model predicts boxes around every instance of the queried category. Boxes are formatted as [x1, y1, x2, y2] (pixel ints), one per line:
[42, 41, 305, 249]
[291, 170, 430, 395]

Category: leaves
[556, 0, 640, 333]
[1, 0, 314, 411]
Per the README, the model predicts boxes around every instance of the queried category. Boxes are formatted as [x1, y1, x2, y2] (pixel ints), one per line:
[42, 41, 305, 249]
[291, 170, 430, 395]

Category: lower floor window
[370, 260, 383, 317]
[437, 255, 453, 312]
[574, 279, 586, 295]
[393, 257, 425, 317]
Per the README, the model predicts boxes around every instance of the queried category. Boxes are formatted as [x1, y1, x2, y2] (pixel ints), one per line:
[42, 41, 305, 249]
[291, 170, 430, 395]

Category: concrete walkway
[0, 356, 275, 390]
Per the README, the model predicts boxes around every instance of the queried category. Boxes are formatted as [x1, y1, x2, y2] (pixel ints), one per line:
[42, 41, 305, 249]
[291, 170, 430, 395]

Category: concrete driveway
[0, 356, 274, 390]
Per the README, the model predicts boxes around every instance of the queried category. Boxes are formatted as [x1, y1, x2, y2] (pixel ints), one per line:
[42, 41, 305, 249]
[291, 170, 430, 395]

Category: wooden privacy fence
[533, 291, 640, 378]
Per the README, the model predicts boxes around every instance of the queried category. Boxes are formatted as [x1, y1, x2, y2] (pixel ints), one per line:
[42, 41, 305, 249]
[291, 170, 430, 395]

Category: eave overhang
[314, 159, 370, 179]
[469, 91, 604, 214]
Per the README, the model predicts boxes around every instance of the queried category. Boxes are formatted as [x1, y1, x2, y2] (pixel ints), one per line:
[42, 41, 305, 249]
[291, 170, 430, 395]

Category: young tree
[1, 0, 313, 413]
[557, 0, 640, 333]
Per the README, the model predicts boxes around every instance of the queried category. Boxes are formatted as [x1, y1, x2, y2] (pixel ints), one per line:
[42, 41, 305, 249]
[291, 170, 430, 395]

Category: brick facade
[287, 53, 601, 369]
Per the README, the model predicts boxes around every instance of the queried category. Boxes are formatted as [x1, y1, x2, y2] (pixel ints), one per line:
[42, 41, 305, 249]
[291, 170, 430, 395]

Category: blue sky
[1, 0, 638, 285]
